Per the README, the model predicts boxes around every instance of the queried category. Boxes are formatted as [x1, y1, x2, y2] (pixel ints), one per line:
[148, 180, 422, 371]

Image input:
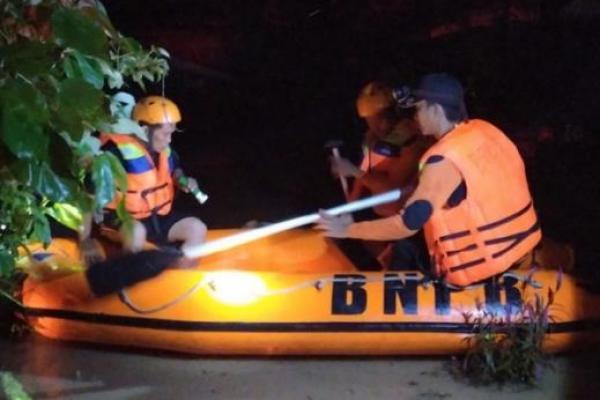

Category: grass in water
[453, 268, 562, 386]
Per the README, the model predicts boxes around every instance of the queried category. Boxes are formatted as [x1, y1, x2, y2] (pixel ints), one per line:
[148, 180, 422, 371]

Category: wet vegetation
[0, 0, 168, 285]
[453, 270, 563, 385]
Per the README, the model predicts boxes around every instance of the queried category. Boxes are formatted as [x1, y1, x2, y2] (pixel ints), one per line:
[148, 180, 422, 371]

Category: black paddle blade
[86, 248, 183, 297]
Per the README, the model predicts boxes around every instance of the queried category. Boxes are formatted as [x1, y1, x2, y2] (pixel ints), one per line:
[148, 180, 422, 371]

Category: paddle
[324, 140, 349, 200]
[86, 190, 401, 296]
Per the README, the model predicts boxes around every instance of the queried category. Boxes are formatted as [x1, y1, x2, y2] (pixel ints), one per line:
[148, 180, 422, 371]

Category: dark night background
[102, 0, 600, 273]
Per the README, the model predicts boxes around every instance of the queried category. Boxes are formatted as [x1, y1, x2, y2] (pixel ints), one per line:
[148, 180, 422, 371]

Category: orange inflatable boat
[20, 229, 600, 355]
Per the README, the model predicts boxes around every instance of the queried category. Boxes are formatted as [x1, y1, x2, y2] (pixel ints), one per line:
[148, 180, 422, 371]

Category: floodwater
[1, 333, 599, 400]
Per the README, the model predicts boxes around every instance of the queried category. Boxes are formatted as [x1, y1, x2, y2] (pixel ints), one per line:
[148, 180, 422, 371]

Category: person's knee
[168, 217, 206, 245]
[188, 218, 207, 242]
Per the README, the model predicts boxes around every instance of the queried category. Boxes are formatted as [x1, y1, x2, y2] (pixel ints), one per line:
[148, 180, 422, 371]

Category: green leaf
[78, 2, 117, 38]
[104, 151, 127, 191]
[16, 161, 75, 202]
[97, 59, 122, 87]
[45, 202, 83, 231]
[121, 37, 143, 53]
[62, 55, 77, 78]
[0, 41, 57, 78]
[0, 251, 16, 279]
[0, 79, 50, 160]
[1, 107, 48, 160]
[55, 78, 107, 140]
[71, 191, 94, 214]
[133, 74, 146, 92]
[51, 7, 108, 58]
[72, 132, 102, 156]
[116, 198, 134, 236]
[62, 53, 105, 89]
[37, 163, 77, 203]
[91, 153, 115, 208]
[75, 53, 104, 89]
[140, 70, 155, 82]
[58, 78, 105, 116]
[32, 212, 51, 246]
[1, 372, 33, 400]
[48, 132, 75, 177]
[0, 79, 49, 125]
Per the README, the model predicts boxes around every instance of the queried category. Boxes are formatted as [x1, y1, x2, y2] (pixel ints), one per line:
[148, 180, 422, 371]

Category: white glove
[315, 211, 354, 238]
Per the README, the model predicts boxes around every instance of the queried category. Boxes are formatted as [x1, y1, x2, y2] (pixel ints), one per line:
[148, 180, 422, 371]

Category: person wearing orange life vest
[329, 81, 433, 270]
[318, 73, 542, 287]
[332, 81, 432, 218]
[100, 96, 206, 265]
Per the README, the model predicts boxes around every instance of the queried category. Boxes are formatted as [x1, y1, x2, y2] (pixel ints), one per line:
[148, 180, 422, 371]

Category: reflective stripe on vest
[100, 133, 175, 218]
[420, 119, 541, 287]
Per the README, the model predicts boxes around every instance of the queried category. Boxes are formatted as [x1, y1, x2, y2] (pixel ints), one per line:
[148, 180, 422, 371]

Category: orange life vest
[420, 119, 541, 287]
[357, 121, 432, 216]
[100, 134, 175, 219]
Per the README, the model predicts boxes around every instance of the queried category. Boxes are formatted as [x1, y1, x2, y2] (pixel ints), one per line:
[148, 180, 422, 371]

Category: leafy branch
[0, 0, 170, 280]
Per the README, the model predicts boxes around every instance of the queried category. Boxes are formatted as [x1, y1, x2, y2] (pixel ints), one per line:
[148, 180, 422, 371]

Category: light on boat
[205, 271, 267, 306]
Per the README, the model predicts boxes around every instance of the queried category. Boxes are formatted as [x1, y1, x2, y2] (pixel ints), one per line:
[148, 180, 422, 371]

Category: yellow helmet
[132, 96, 181, 125]
[355, 82, 394, 118]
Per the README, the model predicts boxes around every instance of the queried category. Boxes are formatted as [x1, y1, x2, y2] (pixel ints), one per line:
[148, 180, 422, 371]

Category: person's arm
[170, 148, 181, 172]
[356, 152, 419, 194]
[336, 156, 463, 240]
[171, 150, 206, 200]
[347, 176, 366, 202]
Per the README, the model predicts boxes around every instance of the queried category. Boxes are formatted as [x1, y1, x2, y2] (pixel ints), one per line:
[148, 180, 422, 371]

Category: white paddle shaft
[331, 147, 349, 199]
[184, 189, 401, 258]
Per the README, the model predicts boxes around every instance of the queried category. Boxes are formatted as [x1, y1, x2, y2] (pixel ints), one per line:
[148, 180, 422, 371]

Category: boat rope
[502, 271, 543, 289]
[117, 274, 427, 314]
[119, 278, 210, 314]
[117, 271, 541, 315]
[440, 272, 543, 291]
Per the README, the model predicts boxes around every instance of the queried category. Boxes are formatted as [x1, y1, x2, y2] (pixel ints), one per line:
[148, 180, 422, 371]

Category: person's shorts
[102, 210, 196, 245]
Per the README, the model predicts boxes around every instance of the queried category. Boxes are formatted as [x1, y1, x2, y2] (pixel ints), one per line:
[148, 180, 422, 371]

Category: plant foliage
[1, 371, 32, 400]
[453, 270, 563, 386]
[0, 0, 169, 281]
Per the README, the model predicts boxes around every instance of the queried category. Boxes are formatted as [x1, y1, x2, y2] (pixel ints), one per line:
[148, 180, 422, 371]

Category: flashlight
[176, 175, 209, 204]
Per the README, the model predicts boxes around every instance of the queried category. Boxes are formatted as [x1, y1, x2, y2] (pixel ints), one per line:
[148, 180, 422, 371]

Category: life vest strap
[449, 257, 486, 272]
[478, 202, 532, 232]
[140, 182, 169, 197]
[439, 202, 534, 243]
[486, 221, 541, 259]
[439, 229, 470, 242]
[445, 243, 478, 257]
[445, 221, 540, 272]
[130, 199, 172, 217]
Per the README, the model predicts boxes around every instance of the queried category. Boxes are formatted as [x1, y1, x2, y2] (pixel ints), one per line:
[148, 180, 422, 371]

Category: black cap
[412, 73, 468, 120]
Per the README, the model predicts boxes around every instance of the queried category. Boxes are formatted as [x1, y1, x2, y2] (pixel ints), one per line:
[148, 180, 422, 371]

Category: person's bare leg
[167, 217, 207, 267]
[78, 212, 105, 265]
[121, 220, 147, 253]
